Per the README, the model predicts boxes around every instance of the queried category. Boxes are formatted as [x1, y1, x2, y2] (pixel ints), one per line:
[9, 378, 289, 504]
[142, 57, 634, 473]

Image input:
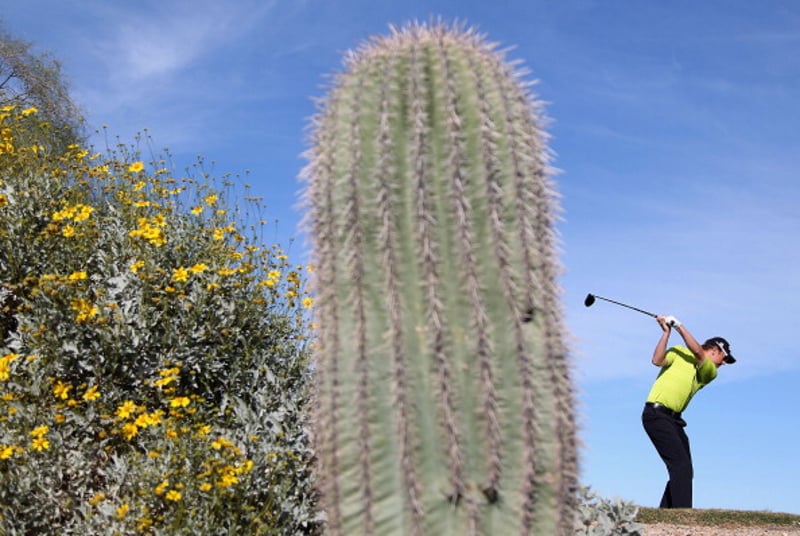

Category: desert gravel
[644, 523, 800, 535]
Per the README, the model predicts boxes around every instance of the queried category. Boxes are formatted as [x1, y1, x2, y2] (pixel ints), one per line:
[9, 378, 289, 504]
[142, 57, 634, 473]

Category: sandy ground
[644, 523, 800, 535]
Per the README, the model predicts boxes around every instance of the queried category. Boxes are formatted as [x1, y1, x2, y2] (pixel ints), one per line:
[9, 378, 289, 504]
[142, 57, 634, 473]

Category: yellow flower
[121, 422, 138, 440]
[89, 492, 106, 506]
[0, 445, 15, 459]
[51, 207, 73, 221]
[165, 490, 182, 502]
[128, 161, 145, 173]
[134, 413, 151, 428]
[61, 225, 76, 238]
[237, 459, 254, 474]
[302, 297, 314, 309]
[67, 271, 88, 281]
[153, 375, 175, 387]
[0, 353, 20, 381]
[171, 267, 189, 283]
[53, 380, 72, 400]
[211, 437, 234, 450]
[198, 482, 212, 492]
[30, 425, 49, 437]
[116, 400, 137, 419]
[159, 366, 180, 377]
[203, 194, 218, 206]
[21, 106, 38, 116]
[83, 385, 101, 401]
[90, 164, 110, 177]
[191, 205, 203, 215]
[217, 467, 239, 488]
[169, 396, 190, 408]
[154, 480, 169, 495]
[189, 263, 208, 274]
[130, 260, 146, 273]
[31, 437, 50, 451]
[129, 217, 167, 247]
[54, 414, 66, 424]
[0, 194, 8, 207]
[145, 410, 164, 426]
[71, 298, 99, 323]
[116, 503, 130, 520]
[73, 204, 94, 222]
[133, 181, 146, 192]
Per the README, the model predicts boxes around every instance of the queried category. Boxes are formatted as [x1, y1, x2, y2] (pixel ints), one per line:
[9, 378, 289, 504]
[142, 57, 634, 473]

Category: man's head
[702, 337, 736, 366]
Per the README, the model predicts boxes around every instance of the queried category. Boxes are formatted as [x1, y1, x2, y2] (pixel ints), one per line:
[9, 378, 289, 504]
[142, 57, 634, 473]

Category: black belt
[645, 402, 682, 419]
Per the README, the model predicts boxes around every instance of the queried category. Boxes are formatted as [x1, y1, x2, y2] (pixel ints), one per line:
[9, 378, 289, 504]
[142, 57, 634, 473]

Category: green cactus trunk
[302, 22, 577, 535]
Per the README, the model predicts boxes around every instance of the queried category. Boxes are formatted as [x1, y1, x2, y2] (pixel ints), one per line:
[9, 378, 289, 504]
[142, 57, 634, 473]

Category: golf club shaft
[592, 295, 657, 318]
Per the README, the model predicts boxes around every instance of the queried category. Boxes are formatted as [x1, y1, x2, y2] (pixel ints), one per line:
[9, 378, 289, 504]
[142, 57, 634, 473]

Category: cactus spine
[302, 22, 577, 535]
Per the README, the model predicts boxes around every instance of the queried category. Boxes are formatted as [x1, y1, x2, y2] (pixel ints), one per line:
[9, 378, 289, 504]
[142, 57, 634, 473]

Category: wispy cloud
[94, 0, 277, 82]
[59, 0, 284, 145]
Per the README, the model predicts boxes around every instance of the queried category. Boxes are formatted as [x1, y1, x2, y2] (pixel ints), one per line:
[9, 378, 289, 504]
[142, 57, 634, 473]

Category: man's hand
[664, 315, 682, 328]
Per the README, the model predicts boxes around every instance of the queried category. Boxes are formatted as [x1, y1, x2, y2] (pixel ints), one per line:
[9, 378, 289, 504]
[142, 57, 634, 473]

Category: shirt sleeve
[696, 358, 718, 385]
[664, 347, 678, 365]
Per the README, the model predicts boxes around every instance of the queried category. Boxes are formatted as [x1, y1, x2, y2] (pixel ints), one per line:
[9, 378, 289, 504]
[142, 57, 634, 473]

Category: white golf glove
[664, 315, 681, 328]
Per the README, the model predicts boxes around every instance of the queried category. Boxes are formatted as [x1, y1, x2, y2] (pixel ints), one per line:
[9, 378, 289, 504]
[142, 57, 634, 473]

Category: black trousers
[641, 404, 693, 508]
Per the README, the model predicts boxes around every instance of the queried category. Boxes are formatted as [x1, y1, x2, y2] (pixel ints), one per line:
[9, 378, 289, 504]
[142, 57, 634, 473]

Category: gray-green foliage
[0, 106, 319, 533]
[574, 486, 644, 536]
[303, 22, 576, 535]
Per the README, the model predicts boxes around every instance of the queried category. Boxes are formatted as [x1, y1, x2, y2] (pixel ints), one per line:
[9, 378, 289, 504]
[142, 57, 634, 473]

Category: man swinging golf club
[643, 314, 736, 509]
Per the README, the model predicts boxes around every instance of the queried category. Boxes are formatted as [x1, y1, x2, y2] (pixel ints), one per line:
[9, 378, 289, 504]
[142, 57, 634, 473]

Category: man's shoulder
[667, 345, 695, 363]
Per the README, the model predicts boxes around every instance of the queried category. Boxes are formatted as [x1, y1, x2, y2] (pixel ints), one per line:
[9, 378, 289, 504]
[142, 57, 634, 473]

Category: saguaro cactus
[301, 22, 577, 535]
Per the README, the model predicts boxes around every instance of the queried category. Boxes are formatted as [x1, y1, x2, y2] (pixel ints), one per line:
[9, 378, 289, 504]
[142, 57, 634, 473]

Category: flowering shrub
[0, 105, 320, 534]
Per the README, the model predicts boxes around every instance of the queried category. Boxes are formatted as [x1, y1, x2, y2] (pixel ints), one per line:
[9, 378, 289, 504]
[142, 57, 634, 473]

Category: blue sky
[5, 0, 799, 515]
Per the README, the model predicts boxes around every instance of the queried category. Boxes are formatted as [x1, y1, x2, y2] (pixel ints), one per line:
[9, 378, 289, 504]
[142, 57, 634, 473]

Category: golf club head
[584, 293, 596, 307]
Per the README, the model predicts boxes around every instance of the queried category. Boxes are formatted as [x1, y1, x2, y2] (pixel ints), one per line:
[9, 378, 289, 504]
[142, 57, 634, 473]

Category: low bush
[574, 485, 644, 535]
[0, 105, 320, 534]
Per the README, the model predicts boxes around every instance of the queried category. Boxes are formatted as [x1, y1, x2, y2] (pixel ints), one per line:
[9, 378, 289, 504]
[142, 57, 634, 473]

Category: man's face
[708, 347, 727, 366]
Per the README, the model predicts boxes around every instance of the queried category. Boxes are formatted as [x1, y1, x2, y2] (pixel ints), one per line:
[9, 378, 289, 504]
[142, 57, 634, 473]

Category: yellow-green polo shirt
[646, 345, 717, 413]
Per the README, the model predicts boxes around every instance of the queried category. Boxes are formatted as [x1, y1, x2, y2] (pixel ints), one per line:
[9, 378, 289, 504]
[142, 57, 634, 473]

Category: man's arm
[652, 316, 671, 366]
[674, 324, 705, 362]
[663, 316, 705, 362]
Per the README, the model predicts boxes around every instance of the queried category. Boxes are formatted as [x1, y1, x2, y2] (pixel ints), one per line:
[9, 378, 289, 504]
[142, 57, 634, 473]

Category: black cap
[707, 337, 736, 364]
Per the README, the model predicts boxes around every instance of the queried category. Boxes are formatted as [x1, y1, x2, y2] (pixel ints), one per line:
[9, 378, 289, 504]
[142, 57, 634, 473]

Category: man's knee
[668, 459, 693, 480]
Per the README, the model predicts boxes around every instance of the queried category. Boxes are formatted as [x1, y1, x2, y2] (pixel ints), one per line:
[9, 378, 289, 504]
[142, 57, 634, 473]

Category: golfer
[642, 314, 736, 508]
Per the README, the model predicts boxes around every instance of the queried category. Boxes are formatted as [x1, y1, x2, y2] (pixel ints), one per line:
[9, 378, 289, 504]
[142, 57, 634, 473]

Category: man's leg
[659, 481, 672, 508]
[642, 407, 693, 508]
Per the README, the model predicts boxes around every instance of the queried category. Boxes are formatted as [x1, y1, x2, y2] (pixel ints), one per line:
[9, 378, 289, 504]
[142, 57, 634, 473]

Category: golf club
[584, 293, 657, 318]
